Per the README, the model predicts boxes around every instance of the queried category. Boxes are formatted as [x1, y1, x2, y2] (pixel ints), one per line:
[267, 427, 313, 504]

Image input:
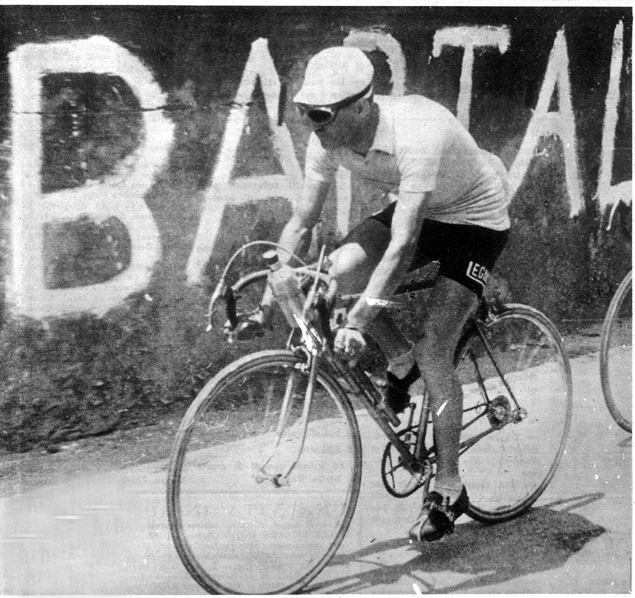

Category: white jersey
[304, 94, 510, 231]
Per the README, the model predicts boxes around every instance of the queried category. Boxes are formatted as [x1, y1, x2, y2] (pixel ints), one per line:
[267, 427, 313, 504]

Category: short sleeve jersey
[304, 95, 510, 231]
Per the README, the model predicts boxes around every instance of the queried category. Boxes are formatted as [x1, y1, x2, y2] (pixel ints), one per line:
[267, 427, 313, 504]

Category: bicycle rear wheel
[167, 350, 362, 595]
[600, 271, 632, 433]
[455, 304, 572, 523]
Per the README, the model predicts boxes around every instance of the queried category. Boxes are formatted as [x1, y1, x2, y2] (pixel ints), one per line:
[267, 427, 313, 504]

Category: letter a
[9, 36, 173, 319]
[186, 38, 302, 285]
[507, 29, 582, 216]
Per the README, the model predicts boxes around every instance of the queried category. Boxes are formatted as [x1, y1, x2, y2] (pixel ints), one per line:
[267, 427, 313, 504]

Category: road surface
[0, 350, 631, 594]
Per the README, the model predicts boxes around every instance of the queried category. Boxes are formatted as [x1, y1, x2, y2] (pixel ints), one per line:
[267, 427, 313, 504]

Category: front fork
[254, 323, 322, 487]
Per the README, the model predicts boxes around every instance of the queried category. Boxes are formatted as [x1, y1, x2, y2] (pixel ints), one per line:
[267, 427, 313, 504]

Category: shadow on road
[308, 493, 606, 594]
[617, 435, 632, 448]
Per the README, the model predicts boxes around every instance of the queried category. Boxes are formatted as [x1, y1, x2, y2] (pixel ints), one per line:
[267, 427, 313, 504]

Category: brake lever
[224, 285, 238, 329]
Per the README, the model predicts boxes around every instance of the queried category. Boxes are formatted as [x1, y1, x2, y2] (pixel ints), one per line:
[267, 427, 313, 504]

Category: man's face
[297, 102, 360, 150]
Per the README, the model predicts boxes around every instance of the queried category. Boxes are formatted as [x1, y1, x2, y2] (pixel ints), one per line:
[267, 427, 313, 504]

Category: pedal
[273, 474, 290, 487]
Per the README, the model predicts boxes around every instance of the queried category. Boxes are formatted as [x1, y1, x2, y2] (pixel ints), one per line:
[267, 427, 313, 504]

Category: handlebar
[206, 266, 333, 333]
[209, 267, 435, 334]
[205, 241, 437, 334]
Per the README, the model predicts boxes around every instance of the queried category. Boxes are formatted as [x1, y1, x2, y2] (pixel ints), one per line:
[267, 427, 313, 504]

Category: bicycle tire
[599, 271, 632, 433]
[455, 304, 573, 524]
[167, 350, 362, 595]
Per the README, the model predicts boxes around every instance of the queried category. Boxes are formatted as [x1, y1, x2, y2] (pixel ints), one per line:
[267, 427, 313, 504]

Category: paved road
[0, 351, 631, 594]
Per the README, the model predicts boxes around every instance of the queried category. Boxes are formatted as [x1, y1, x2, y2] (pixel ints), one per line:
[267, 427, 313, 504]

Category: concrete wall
[0, 6, 631, 449]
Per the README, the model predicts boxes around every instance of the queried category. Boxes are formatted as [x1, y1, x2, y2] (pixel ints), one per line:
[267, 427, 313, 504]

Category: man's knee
[328, 244, 375, 295]
[329, 219, 390, 294]
[415, 278, 479, 367]
[415, 329, 455, 370]
[340, 217, 391, 257]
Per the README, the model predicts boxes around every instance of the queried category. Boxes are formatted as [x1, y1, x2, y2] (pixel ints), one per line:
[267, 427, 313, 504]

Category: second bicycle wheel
[600, 271, 632, 433]
[167, 350, 362, 595]
[455, 304, 572, 523]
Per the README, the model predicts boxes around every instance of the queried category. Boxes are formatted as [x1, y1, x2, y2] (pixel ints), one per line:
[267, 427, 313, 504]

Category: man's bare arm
[345, 191, 430, 330]
[259, 178, 331, 316]
[277, 178, 331, 263]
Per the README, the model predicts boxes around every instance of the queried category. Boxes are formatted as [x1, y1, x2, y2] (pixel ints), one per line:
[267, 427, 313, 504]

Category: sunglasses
[297, 83, 372, 126]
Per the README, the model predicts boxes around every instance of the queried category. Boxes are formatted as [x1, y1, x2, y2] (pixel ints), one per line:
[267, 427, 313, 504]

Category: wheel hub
[487, 395, 513, 427]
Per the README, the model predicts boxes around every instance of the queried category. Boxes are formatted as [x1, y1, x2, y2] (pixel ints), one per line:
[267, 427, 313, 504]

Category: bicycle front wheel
[167, 350, 362, 595]
[455, 304, 573, 523]
[600, 271, 632, 433]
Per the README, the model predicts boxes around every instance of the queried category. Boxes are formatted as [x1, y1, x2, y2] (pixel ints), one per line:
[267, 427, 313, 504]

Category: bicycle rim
[455, 305, 573, 523]
[167, 350, 362, 594]
[600, 271, 632, 433]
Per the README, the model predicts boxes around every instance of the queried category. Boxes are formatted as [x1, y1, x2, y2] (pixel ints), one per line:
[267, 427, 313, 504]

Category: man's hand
[223, 306, 270, 341]
[333, 326, 367, 362]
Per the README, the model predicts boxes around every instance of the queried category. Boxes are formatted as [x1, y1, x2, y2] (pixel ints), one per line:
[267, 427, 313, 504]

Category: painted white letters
[507, 29, 583, 216]
[432, 26, 510, 130]
[9, 36, 173, 318]
[597, 21, 632, 228]
[344, 29, 407, 96]
[186, 38, 302, 285]
[7, 26, 629, 319]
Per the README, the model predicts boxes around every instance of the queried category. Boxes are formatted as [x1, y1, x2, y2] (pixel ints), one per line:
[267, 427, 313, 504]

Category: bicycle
[599, 269, 632, 433]
[167, 241, 573, 595]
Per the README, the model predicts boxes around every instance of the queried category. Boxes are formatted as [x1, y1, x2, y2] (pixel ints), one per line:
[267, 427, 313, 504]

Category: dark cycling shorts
[368, 202, 509, 297]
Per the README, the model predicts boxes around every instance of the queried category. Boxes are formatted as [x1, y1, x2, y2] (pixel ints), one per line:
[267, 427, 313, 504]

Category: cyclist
[247, 46, 510, 542]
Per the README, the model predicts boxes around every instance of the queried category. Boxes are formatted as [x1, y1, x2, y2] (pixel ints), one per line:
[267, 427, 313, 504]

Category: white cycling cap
[294, 46, 374, 106]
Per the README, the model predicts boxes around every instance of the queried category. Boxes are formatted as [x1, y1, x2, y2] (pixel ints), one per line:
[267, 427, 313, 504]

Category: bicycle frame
[170, 245, 573, 595]
[205, 238, 531, 494]
[241, 284, 525, 494]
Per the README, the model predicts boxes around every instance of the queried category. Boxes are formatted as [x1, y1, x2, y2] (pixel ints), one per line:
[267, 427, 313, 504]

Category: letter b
[9, 36, 173, 318]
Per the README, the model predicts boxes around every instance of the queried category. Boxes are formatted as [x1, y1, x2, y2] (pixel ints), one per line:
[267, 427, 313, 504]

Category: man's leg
[406, 274, 479, 542]
[414, 275, 479, 497]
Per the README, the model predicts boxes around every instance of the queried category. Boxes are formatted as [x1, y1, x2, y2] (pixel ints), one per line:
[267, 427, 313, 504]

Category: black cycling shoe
[385, 363, 421, 414]
[408, 486, 469, 543]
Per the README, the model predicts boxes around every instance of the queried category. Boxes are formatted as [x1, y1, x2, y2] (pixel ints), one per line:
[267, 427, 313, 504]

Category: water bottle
[263, 250, 305, 328]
